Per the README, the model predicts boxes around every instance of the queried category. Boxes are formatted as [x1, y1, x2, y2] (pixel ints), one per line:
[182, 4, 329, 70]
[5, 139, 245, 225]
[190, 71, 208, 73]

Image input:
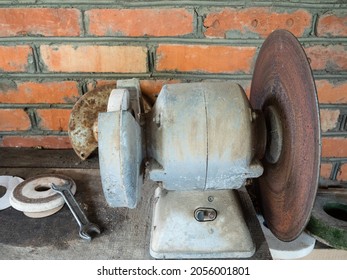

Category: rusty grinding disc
[69, 84, 116, 160]
[250, 30, 321, 241]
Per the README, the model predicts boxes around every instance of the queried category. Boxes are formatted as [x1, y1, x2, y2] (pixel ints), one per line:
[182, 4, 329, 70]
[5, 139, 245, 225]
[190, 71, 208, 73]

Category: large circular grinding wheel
[250, 30, 321, 241]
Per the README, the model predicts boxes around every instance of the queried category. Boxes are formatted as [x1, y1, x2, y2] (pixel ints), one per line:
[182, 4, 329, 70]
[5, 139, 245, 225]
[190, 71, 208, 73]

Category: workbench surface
[0, 148, 271, 260]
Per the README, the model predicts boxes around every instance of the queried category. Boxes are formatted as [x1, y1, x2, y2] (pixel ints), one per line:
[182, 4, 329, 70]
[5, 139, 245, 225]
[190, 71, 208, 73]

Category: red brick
[140, 79, 181, 104]
[0, 8, 81, 37]
[317, 13, 347, 37]
[85, 79, 180, 105]
[0, 45, 32, 72]
[0, 109, 31, 131]
[237, 80, 251, 99]
[86, 8, 193, 37]
[85, 80, 117, 92]
[0, 135, 72, 149]
[96, 80, 117, 87]
[337, 163, 347, 181]
[305, 45, 347, 71]
[320, 163, 333, 179]
[40, 45, 147, 73]
[316, 80, 347, 104]
[322, 138, 347, 158]
[320, 109, 340, 133]
[0, 81, 79, 103]
[156, 45, 256, 73]
[204, 8, 312, 38]
[36, 109, 71, 131]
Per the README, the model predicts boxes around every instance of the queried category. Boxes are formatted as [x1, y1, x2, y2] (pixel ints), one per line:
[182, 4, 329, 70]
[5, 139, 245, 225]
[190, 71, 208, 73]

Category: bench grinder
[69, 30, 321, 259]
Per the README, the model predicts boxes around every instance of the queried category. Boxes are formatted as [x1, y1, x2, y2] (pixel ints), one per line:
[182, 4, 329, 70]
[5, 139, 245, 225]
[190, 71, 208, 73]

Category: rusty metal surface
[68, 85, 115, 160]
[250, 30, 321, 241]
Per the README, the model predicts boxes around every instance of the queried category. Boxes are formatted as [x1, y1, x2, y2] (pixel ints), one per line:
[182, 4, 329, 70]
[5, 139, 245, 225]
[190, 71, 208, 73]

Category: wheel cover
[69, 85, 115, 160]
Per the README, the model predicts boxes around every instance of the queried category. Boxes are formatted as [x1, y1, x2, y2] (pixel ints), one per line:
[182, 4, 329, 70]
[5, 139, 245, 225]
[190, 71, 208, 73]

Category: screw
[208, 211, 216, 220]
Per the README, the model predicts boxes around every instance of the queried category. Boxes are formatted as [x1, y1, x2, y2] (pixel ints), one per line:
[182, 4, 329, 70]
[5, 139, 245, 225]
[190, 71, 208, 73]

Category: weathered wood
[317, 187, 347, 197]
[0, 148, 99, 169]
[0, 167, 153, 259]
[0, 149, 271, 259]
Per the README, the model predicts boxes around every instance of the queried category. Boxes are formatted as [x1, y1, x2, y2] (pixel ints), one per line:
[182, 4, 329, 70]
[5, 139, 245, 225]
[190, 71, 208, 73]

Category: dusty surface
[0, 148, 271, 260]
[0, 167, 154, 259]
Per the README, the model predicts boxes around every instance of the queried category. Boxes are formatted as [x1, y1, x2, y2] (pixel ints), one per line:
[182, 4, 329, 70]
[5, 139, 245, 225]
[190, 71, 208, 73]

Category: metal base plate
[150, 188, 255, 259]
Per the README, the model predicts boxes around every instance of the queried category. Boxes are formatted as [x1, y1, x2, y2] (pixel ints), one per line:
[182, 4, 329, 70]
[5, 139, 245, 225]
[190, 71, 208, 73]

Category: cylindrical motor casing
[146, 81, 264, 191]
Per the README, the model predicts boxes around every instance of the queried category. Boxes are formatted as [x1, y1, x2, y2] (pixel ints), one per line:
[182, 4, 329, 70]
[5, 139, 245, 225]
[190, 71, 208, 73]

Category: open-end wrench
[51, 182, 101, 241]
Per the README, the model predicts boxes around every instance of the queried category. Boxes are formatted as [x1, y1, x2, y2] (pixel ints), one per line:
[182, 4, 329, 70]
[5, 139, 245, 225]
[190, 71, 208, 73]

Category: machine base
[150, 188, 255, 259]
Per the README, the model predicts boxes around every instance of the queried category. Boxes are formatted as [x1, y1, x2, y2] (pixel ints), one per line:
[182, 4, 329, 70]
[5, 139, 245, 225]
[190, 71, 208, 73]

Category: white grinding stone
[107, 88, 130, 112]
[10, 175, 76, 213]
[0, 176, 24, 210]
[24, 205, 64, 218]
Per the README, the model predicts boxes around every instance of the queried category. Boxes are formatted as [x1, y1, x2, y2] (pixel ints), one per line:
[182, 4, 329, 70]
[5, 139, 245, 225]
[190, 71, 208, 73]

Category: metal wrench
[51, 182, 101, 241]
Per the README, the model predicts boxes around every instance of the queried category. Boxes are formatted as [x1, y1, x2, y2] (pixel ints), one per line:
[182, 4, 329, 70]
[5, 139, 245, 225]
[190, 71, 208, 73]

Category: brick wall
[0, 1, 346, 183]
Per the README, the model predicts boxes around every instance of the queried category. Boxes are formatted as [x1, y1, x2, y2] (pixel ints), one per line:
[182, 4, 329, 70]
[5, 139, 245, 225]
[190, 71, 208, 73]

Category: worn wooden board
[299, 248, 347, 260]
[0, 167, 154, 259]
[0, 148, 99, 169]
[0, 148, 271, 260]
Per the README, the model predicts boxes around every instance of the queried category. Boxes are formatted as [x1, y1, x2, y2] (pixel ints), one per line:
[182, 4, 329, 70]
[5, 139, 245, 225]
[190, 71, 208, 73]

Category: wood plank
[0, 167, 153, 260]
[0, 148, 271, 259]
[0, 148, 99, 169]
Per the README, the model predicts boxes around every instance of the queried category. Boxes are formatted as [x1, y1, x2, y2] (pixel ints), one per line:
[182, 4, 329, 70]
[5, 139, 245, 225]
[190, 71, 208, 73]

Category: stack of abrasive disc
[9, 174, 76, 218]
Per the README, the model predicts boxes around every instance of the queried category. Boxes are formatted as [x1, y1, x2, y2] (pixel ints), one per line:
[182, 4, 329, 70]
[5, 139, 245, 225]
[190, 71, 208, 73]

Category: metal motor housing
[146, 81, 264, 191]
